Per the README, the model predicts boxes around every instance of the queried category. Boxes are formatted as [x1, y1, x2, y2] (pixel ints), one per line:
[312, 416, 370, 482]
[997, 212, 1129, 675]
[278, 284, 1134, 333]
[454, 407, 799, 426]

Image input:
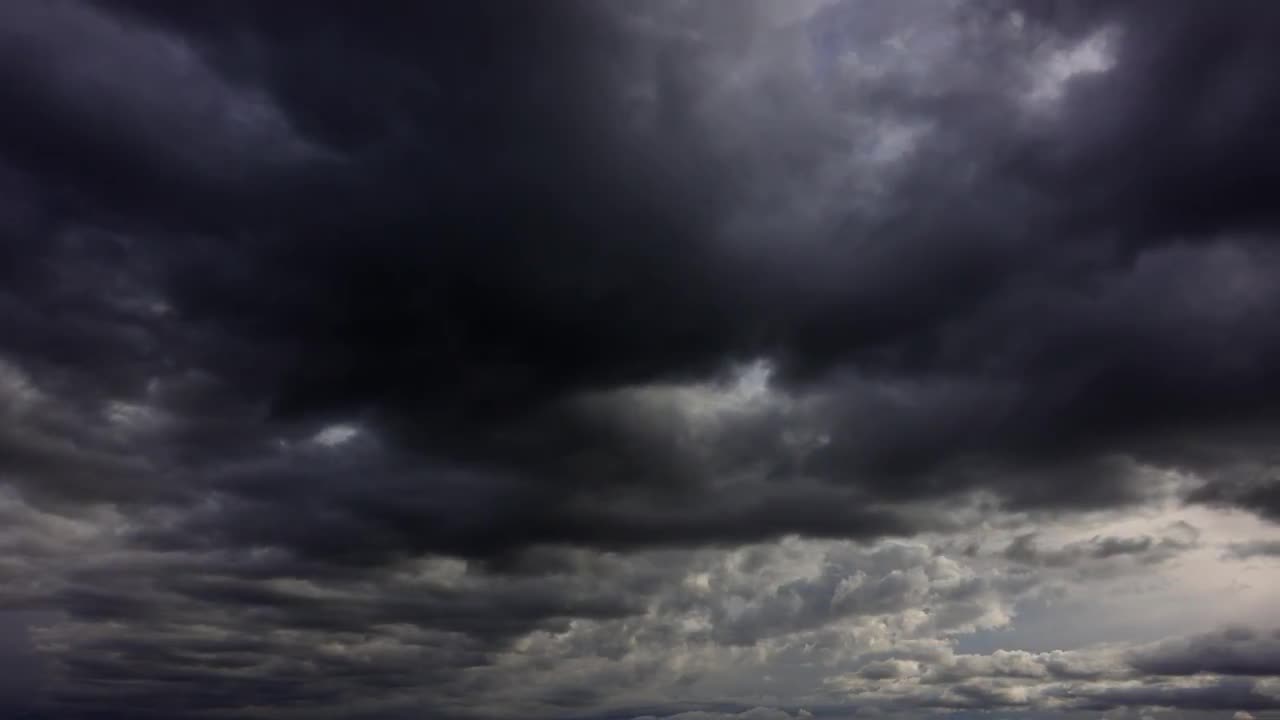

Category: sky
[1, 1, 1279, 718]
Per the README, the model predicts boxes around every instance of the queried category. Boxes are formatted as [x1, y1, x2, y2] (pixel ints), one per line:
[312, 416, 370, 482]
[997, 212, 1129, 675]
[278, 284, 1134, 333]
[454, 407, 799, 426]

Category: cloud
[13, 488, 1276, 719]
[5, 0, 1280, 559]
[630, 710, 812, 720]
[1002, 525, 1198, 571]
[1226, 540, 1280, 560]
[1128, 627, 1280, 677]
[3, 0, 1280, 717]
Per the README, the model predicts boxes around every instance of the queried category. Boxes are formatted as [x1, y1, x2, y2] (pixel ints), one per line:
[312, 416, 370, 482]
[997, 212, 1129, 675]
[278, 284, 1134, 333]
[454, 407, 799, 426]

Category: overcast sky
[2, 1, 1280, 718]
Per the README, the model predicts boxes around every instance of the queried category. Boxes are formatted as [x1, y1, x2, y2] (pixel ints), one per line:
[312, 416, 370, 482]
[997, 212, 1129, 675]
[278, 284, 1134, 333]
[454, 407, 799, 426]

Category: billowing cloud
[3, 1, 1280, 718]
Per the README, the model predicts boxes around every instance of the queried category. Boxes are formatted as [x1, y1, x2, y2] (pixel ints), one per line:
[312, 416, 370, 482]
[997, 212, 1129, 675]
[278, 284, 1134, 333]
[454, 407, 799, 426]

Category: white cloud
[312, 423, 360, 447]
[1025, 26, 1119, 108]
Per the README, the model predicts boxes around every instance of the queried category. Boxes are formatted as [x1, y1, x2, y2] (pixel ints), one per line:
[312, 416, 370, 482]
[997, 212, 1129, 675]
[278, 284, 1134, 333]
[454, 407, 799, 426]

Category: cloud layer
[2, 1, 1280, 718]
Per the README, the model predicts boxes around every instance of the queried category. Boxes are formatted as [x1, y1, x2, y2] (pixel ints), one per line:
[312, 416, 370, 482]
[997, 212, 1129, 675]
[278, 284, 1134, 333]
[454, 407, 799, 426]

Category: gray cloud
[3, 0, 1280, 717]
[1226, 541, 1280, 560]
[1129, 627, 1280, 678]
[1003, 524, 1199, 571]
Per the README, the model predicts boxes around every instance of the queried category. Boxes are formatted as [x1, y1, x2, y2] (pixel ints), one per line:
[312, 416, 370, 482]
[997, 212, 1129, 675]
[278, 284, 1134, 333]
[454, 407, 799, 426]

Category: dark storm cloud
[3, 0, 1280, 559]
[5, 0, 1280, 717]
[1190, 471, 1280, 523]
